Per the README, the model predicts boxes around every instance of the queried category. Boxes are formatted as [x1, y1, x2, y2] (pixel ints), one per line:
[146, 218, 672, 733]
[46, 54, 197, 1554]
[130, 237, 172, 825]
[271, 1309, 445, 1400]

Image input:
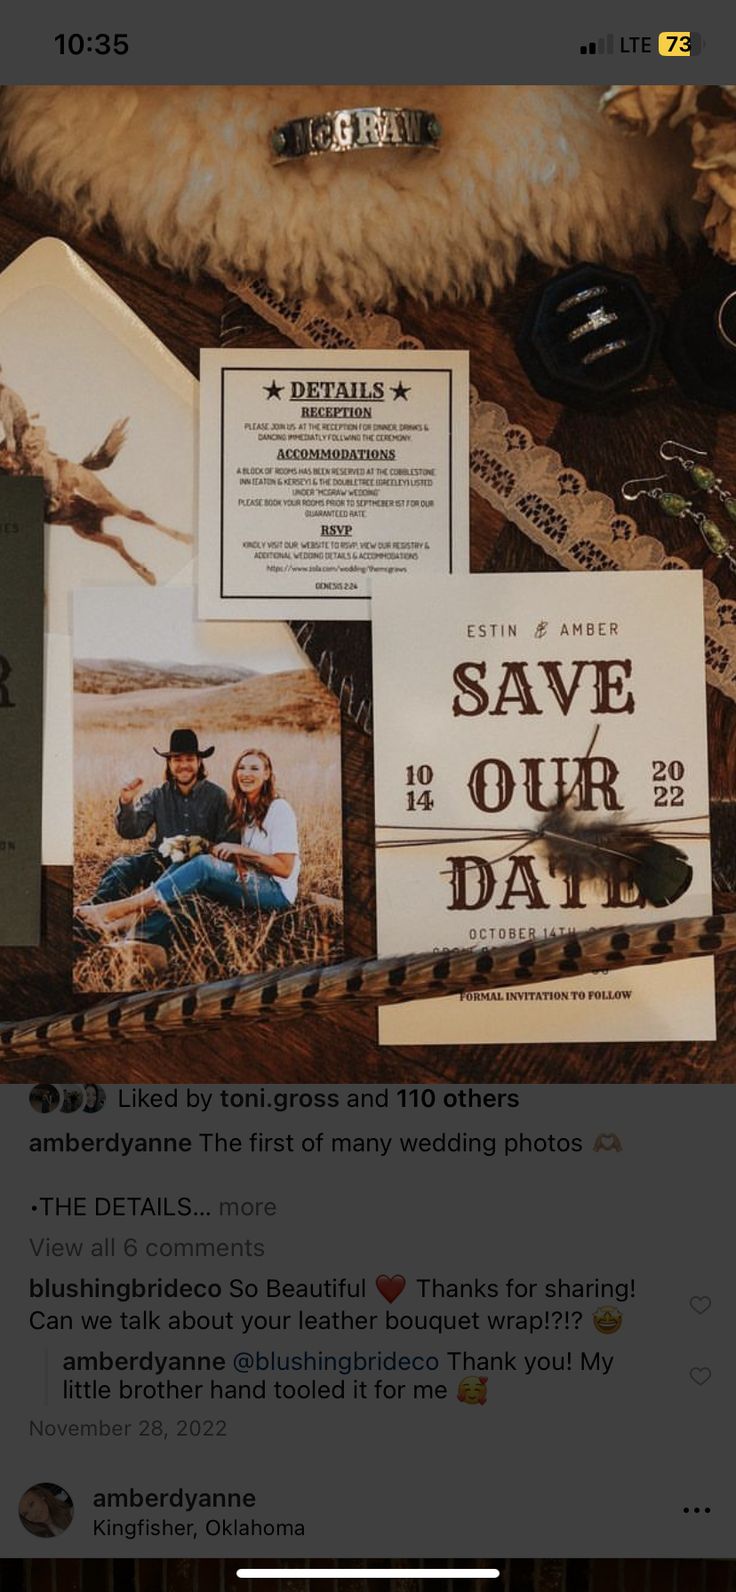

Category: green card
[0, 478, 44, 946]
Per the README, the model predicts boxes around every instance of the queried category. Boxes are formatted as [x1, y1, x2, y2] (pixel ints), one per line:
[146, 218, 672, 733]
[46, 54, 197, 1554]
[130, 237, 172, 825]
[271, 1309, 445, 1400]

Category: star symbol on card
[390, 381, 411, 400]
[264, 380, 284, 399]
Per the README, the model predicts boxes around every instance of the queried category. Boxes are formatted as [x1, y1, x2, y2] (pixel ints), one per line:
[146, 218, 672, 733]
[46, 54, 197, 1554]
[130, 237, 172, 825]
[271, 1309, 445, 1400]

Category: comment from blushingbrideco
[2, 1085, 730, 1557]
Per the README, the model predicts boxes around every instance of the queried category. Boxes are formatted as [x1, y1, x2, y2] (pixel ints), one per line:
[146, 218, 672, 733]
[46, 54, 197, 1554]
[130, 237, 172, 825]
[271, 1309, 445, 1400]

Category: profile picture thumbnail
[18, 1483, 74, 1538]
[29, 1085, 60, 1114]
[60, 1086, 85, 1114]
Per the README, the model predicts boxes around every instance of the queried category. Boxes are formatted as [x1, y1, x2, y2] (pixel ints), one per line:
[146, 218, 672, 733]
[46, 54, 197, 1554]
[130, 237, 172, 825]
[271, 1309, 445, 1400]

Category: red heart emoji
[376, 1274, 406, 1304]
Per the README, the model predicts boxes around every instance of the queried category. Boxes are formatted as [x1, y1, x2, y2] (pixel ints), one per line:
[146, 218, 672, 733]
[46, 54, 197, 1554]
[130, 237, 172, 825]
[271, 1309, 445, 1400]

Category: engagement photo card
[73, 588, 343, 993]
[372, 571, 715, 1045]
[199, 348, 469, 621]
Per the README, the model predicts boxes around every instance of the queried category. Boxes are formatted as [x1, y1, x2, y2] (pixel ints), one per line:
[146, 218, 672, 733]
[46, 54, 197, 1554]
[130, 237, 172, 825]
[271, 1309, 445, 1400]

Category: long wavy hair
[229, 748, 277, 833]
[19, 1486, 73, 1538]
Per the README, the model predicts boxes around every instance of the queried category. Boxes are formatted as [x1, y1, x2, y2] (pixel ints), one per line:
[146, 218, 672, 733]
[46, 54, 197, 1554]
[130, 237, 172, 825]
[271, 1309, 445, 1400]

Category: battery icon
[658, 30, 704, 54]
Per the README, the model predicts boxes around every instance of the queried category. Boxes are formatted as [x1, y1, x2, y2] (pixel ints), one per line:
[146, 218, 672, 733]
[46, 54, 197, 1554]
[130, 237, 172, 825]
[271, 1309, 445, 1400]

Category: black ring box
[517, 262, 660, 408]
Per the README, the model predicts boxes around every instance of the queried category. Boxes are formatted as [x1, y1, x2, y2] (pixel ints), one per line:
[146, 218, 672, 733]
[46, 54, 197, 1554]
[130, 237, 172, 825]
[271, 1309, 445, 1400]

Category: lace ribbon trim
[222, 275, 736, 706]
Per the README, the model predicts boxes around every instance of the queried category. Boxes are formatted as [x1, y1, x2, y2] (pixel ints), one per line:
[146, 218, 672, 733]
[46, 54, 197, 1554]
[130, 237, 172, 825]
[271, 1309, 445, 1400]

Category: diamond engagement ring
[567, 307, 619, 342]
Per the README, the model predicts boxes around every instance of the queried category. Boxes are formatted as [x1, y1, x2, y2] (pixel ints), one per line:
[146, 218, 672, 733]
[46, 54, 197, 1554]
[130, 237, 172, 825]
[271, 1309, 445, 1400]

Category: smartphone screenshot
[0, 8, 734, 1592]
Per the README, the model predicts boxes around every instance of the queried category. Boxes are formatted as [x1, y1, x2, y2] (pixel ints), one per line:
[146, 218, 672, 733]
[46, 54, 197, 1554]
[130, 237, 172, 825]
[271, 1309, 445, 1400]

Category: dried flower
[158, 834, 209, 863]
[601, 84, 701, 133]
[691, 112, 736, 260]
[159, 838, 184, 862]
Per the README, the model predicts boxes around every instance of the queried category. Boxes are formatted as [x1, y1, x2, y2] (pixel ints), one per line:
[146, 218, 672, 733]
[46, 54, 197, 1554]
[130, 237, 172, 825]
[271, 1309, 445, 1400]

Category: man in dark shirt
[90, 728, 230, 903]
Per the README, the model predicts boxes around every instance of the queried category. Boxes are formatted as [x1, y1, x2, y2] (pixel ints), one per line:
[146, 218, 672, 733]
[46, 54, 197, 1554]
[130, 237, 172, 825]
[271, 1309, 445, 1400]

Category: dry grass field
[74, 669, 343, 992]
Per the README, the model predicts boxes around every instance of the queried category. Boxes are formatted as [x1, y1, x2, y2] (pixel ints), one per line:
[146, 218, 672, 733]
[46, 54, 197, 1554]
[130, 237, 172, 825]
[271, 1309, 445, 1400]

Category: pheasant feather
[0, 914, 733, 1058]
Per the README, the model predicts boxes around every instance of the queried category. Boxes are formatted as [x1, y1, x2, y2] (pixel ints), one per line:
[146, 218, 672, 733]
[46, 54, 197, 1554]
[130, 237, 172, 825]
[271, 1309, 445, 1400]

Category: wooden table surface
[0, 176, 734, 1084]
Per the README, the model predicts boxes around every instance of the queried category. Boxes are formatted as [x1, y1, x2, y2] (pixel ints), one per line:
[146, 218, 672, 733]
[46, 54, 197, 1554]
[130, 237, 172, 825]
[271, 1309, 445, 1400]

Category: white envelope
[0, 238, 197, 863]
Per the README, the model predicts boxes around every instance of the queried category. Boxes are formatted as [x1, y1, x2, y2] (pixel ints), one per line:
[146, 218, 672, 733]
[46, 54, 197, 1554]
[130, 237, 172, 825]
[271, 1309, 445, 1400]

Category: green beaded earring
[660, 439, 736, 523]
[621, 473, 736, 574]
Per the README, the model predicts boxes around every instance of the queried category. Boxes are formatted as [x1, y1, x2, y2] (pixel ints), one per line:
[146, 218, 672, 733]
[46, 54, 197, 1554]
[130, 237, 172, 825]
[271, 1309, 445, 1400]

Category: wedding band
[271, 107, 442, 162]
[556, 285, 608, 314]
[715, 288, 736, 351]
[568, 307, 618, 342]
[582, 338, 628, 365]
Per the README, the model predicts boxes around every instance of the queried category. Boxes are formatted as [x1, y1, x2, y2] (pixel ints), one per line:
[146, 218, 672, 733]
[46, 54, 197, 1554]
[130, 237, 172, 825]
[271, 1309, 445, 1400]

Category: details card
[199, 349, 469, 620]
[0, 478, 44, 946]
[372, 571, 716, 1045]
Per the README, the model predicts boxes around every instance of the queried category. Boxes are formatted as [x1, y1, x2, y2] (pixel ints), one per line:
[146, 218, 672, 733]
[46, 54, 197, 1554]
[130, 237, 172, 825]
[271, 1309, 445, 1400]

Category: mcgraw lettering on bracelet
[271, 107, 442, 162]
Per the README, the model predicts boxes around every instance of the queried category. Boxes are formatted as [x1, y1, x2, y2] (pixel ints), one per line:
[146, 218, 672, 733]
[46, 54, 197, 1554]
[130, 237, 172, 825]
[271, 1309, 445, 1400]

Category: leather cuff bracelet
[271, 107, 442, 162]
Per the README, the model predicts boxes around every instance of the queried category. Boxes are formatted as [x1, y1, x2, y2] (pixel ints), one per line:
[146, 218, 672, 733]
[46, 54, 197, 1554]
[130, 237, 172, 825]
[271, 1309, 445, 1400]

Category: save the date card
[372, 571, 715, 1045]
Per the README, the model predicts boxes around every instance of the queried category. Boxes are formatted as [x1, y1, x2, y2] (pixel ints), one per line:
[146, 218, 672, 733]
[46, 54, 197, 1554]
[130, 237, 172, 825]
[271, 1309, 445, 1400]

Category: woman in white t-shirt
[80, 749, 300, 937]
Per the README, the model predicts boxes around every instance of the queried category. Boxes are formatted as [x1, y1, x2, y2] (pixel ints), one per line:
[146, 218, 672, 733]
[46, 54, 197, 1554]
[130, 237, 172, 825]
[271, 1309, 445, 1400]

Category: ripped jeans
[134, 853, 291, 946]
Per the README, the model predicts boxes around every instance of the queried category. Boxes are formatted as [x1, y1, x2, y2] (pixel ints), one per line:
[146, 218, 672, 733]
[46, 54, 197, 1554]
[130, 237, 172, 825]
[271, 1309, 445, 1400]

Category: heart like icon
[689, 1366, 712, 1385]
[376, 1274, 406, 1304]
[689, 1295, 712, 1313]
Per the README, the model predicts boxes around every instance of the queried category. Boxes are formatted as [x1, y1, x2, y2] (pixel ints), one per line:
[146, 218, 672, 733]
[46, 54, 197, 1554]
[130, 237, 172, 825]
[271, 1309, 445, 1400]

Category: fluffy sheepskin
[0, 84, 700, 306]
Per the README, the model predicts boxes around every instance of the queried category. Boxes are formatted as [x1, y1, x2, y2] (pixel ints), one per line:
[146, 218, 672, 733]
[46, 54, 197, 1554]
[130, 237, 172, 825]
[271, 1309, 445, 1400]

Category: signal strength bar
[580, 33, 614, 52]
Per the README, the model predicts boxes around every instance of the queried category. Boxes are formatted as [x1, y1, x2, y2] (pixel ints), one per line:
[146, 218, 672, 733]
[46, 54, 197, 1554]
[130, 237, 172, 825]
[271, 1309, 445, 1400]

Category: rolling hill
[74, 659, 259, 694]
[74, 668, 338, 735]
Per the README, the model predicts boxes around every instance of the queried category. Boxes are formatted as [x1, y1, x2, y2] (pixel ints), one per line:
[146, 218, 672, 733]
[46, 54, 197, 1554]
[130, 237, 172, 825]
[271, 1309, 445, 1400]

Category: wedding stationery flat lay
[0, 83, 734, 1085]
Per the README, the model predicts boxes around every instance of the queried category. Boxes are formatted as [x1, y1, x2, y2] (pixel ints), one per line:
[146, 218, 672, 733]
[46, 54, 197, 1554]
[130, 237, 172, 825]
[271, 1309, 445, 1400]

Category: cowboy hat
[153, 728, 214, 758]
